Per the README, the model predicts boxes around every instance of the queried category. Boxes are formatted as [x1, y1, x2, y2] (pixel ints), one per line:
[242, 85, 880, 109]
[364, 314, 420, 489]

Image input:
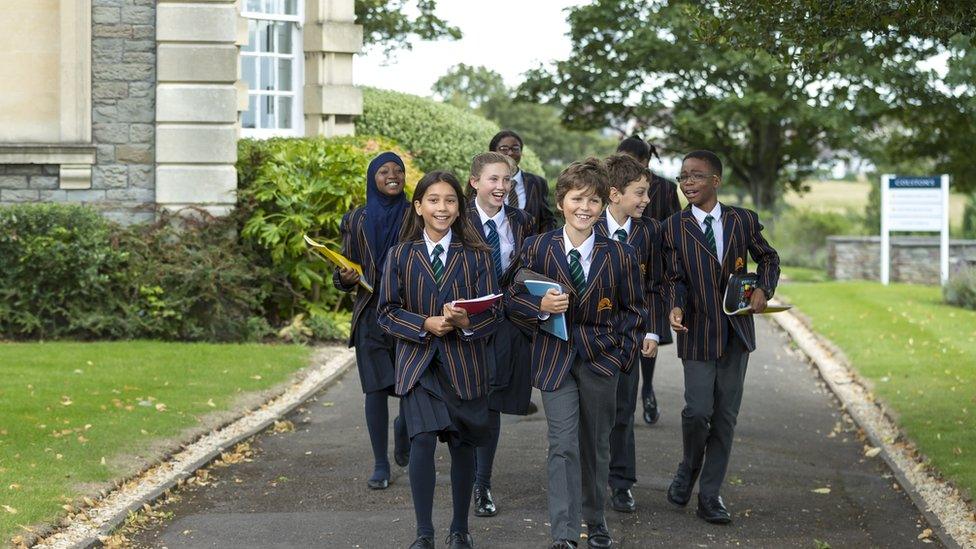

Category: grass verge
[0, 341, 311, 543]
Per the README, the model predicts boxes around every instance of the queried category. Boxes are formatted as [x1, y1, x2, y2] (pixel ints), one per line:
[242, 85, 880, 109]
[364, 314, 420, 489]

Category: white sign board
[880, 174, 950, 285]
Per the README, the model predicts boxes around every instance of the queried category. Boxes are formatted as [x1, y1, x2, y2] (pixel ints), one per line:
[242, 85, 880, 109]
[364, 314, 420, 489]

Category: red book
[451, 293, 503, 315]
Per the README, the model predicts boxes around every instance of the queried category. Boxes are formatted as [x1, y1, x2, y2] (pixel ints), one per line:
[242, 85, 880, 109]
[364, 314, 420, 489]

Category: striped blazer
[522, 171, 557, 233]
[465, 202, 536, 288]
[594, 213, 665, 343]
[661, 205, 780, 361]
[377, 237, 501, 400]
[642, 172, 682, 223]
[507, 230, 643, 391]
[331, 207, 408, 347]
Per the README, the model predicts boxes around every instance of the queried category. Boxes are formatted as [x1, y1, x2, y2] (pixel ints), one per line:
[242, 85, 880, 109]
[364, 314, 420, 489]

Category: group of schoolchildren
[334, 130, 781, 549]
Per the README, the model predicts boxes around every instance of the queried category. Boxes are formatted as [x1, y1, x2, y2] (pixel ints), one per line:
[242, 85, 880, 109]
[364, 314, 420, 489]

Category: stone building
[0, 0, 362, 223]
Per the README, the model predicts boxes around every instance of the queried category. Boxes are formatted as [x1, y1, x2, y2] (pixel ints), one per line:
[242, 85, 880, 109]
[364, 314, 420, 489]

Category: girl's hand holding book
[442, 303, 471, 329]
[423, 315, 455, 337]
[338, 266, 360, 286]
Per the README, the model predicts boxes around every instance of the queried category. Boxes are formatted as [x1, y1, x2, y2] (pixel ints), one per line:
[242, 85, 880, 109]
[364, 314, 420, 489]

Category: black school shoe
[473, 485, 497, 517]
[446, 531, 474, 548]
[586, 523, 613, 548]
[550, 540, 578, 549]
[697, 494, 732, 524]
[408, 535, 435, 549]
[642, 394, 660, 425]
[610, 488, 636, 513]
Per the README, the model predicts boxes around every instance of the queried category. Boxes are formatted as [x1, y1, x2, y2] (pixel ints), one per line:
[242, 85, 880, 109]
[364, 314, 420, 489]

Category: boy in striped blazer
[595, 154, 664, 515]
[662, 150, 780, 525]
[509, 158, 643, 549]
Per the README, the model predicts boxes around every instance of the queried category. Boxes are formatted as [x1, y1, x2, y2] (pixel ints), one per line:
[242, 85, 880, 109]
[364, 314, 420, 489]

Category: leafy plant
[944, 266, 976, 310]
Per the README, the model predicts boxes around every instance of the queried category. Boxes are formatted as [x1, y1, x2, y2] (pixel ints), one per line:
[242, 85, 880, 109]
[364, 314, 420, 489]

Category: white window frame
[240, 0, 304, 138]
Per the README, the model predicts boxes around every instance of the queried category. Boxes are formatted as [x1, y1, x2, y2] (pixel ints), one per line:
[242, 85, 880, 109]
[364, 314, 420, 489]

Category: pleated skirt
[353, 306, 396, 394]
[401, 355, 490, 448]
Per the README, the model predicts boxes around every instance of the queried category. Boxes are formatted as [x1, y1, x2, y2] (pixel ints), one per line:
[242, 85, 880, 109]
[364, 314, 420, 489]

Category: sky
[354, 0, 589, 97]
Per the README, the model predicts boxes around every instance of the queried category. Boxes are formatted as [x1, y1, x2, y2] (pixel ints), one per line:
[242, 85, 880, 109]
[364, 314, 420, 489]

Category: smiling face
[496, 135, 523, 167]
[374, 161, 405, 197]
[470, 161, 512, 214]
[610, 176, 650, 220]
[557, 186, 604, 233]
[679, 157, 721, 208]
[413, 181, 459, 239]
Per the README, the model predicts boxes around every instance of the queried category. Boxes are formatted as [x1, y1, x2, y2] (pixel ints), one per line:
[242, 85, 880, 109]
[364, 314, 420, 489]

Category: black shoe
[445, 531, 473, 548]
[366, 477, 389, 490]
[610, 488, 636, 513]
[697, 494, 732, 524]
[666, 463, 698, 507]
[642, 394, 659, 425]
[394, 416, 410, 467]
[550, 540, 577, 549]
[408, 536, 435, 549]
[586, 523, 613, 548]
[526, 401, 539, 415]
[473, 485, 497, 517]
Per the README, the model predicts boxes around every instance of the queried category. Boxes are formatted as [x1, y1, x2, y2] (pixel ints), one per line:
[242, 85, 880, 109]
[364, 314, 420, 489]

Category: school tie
[568, 249, 587, 294]
[613, 228, 628, 243]
[485, 219, 503, 280]
[507, 182, 520, 208]
[703, 215, 719, 258]
[430, 243, 445, 286]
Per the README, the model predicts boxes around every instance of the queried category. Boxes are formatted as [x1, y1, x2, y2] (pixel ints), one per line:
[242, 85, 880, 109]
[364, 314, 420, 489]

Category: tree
[356, 0, 461, 55]
[432, 64, 617, 176]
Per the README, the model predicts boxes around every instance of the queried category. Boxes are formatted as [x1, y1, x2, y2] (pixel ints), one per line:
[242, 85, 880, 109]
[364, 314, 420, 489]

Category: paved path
[133, 318, 939, 548]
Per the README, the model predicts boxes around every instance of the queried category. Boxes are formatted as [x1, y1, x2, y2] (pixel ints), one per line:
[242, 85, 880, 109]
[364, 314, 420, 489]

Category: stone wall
[827, 236, 976, 284]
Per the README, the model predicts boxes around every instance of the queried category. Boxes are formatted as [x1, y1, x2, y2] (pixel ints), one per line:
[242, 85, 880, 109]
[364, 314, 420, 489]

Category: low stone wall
[827, 236, 976, 284]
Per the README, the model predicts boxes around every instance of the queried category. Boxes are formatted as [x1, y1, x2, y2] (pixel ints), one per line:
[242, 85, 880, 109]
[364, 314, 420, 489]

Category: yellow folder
[303, 234, 373, 293]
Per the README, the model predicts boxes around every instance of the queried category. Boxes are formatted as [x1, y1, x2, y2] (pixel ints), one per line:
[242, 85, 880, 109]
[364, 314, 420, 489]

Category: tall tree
[356, 0, 461, 55]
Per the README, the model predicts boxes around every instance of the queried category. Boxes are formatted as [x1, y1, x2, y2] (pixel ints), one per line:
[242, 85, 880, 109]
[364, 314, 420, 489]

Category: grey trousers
[541, 358, 618, 541]
[680, 333, 750, 497]
[608, 362, 639, 490]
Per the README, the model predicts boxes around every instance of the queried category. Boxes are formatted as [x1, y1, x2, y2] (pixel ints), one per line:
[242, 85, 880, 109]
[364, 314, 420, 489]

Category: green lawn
[778, 278, 976, 497]
[0, 341, 311, 542]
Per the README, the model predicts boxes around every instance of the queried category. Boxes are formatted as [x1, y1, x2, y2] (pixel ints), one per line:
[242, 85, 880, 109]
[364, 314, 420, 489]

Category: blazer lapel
[438, 240, 466, 301]
[466, 205, 488, 247]
[681, 211, 720, 264]
[580, 240, 609, 302]
[720, 205, 738, 270]
[593, 213, 609, 238]
[547, 233, 577, 296]
[410, 241, 438, 291]
[504, 206, 523, 247]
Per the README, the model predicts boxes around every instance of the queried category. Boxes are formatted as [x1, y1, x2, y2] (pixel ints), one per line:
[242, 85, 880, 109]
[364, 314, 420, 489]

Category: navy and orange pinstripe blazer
[331, 207, 409, 347]
[377, 236, 501, 400]
[465, 202, 536, 288]
[661, 205, 780, 361]
[507, 229, 644, 391]
[594, 213, 665, 343]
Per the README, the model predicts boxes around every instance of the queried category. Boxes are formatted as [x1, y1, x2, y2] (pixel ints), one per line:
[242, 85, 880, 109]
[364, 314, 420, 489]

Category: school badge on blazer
[639, 262, 647, 274]
[735, 257, 745, 271]
[597, 297, 613, 311]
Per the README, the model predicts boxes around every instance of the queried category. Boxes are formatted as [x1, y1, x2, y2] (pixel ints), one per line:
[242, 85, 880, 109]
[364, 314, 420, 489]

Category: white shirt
[423, 227, 452, 267]
[606, 212, 658, 342]
[562, 226, 595, 280]
[475, 201, 515, 272]
[511, 170, 528, 209]
[691, 203, 724, 261]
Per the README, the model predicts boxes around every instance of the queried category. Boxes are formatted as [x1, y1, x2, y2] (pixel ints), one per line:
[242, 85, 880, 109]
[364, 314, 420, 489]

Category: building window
[241, 0, 303, 137]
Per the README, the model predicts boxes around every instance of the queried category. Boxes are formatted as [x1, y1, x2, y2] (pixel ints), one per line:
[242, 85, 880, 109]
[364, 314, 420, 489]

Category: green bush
[356, 87, 546, 178]
[766, 208, 862, 270]
[961, 193, 976, 239]
[236, 135, 422, 320]
[944, 266, 976, 310]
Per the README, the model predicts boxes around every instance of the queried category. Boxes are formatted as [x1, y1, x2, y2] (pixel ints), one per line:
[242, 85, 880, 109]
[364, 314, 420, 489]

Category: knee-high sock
[449, 443, 476, 534]
[474, 410, 500, 489]
[409, 432, 438, 538]
[364, 391, 390, 478]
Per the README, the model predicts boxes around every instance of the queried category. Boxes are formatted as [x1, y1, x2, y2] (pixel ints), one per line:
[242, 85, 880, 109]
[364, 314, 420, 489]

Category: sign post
[879, 175, 950, 285]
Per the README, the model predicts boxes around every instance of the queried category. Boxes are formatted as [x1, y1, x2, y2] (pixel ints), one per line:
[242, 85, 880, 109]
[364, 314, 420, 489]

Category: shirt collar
[691, 202, 722, 224]
[512, 169, 524, 185]
[562, 227, 595, 261]
[423, 228, 452, 255]
[475, 200, 506, 228]
[605, 209, 632, 236]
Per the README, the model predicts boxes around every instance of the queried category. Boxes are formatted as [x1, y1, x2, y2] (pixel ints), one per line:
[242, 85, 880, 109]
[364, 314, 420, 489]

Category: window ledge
[0, 144, 96, 190]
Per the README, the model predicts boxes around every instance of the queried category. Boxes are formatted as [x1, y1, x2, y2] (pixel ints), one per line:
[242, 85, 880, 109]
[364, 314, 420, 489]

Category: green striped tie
[613, 228, 628, 243]
[703, 215, 718, 258]
[431, 243, 445, 286]
[568, 249, 587, 294]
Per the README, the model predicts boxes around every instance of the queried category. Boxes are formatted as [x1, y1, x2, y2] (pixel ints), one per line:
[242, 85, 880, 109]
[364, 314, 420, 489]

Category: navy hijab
[365, 152, 408, 267]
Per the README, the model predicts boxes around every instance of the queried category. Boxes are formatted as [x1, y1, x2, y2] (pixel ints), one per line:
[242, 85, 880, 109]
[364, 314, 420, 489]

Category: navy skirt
[353, 306, 397, 394]
[487, 318, 533, 415]
[402, 355, 490, 448]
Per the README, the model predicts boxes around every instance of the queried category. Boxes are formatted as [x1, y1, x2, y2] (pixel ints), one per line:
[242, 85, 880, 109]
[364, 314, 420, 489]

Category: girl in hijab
[334, 151, 411, 489]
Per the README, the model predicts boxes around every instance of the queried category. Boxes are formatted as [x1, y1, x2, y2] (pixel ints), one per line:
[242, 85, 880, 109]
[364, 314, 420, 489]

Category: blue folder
[523, 280, 569, 341]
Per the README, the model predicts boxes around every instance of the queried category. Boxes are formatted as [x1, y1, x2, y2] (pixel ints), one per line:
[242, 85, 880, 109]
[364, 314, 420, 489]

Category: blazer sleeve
[459, 250, 501, 341]
[332, 210, 358, 293]
[505, 239, 544, 334]
[644, 223, 664, 337]
[377, 245, 429, 344]
[662, 220, 688, 313]
[747, 211, 781, 299]
[616, 247, 644, 372]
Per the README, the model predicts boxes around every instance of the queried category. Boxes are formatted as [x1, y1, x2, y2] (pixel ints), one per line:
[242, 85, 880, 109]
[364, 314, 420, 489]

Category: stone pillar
[304, 0, 363, 137]
[155, 0, 239, 216]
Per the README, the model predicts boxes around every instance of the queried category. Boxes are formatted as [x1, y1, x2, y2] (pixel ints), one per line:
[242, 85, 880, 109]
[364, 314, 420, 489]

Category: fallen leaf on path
[206, 399, 216, 408]
[918, 528, 932, 540]
[155, 403, 167, 412]
[60, 396, 73, 406]
[864, 446, 882, 458]
[272, 420, 294, 433]
[812, 487, 831, 494]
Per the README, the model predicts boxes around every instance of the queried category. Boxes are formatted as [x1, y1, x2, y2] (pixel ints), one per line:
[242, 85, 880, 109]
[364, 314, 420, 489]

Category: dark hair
[488, 129, 524, 151]
[555, 157, 610, 206]
[682, 150, 723, 177]
[400, 170, 490, 251]
[616, 135, 650, 163]
[466, 152, 515, 198]
[604, 153, 647, 192]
